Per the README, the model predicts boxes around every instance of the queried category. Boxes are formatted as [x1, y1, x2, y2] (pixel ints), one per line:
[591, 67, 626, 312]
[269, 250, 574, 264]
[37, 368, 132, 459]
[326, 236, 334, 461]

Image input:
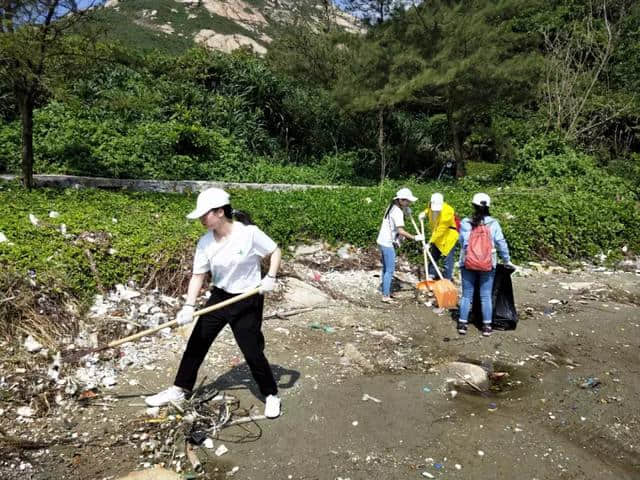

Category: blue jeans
[459, 267, 495, 324]
[428, 244, 458, 280]
[379, 245, 396, 297]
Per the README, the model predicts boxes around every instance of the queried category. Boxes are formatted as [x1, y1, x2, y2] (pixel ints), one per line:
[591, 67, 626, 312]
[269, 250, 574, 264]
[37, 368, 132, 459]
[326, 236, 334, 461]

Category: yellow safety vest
[422, 202, 459, 255]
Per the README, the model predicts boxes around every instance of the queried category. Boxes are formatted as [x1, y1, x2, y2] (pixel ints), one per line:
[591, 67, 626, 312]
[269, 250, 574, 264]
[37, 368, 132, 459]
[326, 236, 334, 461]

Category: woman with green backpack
[457, 193, 514, 337]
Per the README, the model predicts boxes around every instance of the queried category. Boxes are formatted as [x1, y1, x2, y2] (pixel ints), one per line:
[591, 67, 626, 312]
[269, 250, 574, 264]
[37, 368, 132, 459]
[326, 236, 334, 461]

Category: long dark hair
[384, 199, 401, 218]
[220, 204, 254, 225]
[471, 204, 490, 227]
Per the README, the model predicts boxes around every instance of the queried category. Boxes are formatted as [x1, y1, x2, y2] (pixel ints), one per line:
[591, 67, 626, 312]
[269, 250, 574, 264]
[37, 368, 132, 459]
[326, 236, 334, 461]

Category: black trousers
[174, 287, 278, 397]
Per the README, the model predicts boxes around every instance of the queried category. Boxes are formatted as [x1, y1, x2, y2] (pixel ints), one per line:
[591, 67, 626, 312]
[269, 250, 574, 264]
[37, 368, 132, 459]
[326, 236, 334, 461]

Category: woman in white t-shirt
[376, 188, 423, 303]
[145, 188, 283, 419]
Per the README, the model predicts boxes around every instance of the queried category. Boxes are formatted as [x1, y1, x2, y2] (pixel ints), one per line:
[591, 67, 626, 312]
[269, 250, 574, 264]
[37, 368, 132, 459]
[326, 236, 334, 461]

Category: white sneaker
[145, 385, 186, 407]
[264, 394, 281, 419]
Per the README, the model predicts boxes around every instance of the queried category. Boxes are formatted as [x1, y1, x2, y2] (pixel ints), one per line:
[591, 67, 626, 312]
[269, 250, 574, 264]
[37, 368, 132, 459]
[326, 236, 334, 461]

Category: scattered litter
[146, 407, 160, 417]
[579, 377, 601, 389]
[29, 213, 40, 226]
[0, 232, 7, 243]
[422, 386, 431, 393]
[477, 450, 485, 457]
[47, 352, 62, 381]
[361, 394, 381, 403]
[24, 335, 43, 353]
[352, 420, 358, 426]
[49, 211, 60, 218]
[310, 322, 335, 333]
[215, 444, 228, 456]
[421, 472, 434, 478]
[548, 299, 562, 304]
[488, 402, 497, 412]
[16, 406, 35, 417]
[455, 464, 462, 470]
[227, 466, 239, 476]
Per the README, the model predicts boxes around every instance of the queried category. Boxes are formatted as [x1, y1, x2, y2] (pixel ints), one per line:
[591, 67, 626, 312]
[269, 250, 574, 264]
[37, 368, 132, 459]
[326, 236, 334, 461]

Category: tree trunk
[18, 91, 35, 190]
[446, 101, 465, 178]
[377, 107, 386, 184]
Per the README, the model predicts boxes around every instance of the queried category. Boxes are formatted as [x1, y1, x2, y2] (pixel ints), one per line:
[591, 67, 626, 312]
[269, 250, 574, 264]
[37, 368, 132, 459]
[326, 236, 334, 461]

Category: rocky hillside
[100, 0, 361, 54]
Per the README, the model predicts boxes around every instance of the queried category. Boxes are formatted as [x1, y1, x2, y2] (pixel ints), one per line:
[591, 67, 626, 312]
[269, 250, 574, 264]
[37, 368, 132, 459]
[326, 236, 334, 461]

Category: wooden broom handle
[106, 287, 261, 348]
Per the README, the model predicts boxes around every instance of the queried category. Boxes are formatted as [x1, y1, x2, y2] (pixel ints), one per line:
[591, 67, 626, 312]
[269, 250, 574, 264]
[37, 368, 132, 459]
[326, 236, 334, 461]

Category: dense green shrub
[2, 180, 637, 311]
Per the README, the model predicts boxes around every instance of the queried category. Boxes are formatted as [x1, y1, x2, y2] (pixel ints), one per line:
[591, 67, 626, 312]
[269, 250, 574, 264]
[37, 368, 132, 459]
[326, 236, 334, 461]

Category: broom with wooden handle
[64, 287, 261, 362]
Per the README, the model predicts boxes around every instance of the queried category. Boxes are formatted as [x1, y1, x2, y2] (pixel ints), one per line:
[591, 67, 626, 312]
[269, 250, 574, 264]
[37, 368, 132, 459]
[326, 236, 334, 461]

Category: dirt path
[1, 266, 639, 479]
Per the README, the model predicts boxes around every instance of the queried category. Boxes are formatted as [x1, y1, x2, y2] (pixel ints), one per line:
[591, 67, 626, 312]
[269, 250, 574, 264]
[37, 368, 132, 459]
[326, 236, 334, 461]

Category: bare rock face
[194, 30, 267, 55]
[282, 277, 331, 308]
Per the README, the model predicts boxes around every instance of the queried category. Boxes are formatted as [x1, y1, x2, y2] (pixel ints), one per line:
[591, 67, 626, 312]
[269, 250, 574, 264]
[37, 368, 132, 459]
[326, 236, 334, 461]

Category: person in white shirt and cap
[376, 187, 424, 304]
[145, 188, 283, 419]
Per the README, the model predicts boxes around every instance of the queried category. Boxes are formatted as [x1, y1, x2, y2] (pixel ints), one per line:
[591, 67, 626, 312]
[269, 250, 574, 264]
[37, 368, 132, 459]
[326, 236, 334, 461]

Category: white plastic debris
[102, 376, 117, 387]
[146, 407, 160, 417]
[214, 444, 228, 456]
[361, 394, 381, 403]
[28, 214, 40, 226]
[24, 335, 43, 353]
[16, 406, 35, 417]
[47, 353, 62, 381]
[200, 438, 213, 449]
[227, 466, 239, 476]
[0, 232, 7, 243]
[49, 211, 60, 218]
[422, 473, 434, 479]
[477, 450, 485, 457]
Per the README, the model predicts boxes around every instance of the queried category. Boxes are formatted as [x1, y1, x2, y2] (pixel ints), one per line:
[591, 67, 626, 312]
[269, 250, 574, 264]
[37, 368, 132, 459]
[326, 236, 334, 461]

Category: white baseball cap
[430, 192, 444, 211]
[472, 192, 491, 207]
[186, 188, 230, 219]
[394, 187, 417, 202]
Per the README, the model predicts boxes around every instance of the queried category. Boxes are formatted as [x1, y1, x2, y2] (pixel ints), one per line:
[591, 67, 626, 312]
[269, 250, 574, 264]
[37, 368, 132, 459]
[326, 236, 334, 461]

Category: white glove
[259, 275, 276, 293]
[418, 211, 426, 221]
[414, 234, 424, 242]
[176, 305, 195, 326]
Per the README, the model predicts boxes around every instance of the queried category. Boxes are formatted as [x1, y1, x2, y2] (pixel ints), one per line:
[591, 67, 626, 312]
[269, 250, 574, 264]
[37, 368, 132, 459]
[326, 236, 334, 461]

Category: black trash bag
[470, 264, 518, 330]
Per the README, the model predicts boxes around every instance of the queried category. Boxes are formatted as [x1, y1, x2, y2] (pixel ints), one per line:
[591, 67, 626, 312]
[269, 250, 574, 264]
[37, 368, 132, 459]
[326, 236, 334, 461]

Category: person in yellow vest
[418, 193, 459, 281]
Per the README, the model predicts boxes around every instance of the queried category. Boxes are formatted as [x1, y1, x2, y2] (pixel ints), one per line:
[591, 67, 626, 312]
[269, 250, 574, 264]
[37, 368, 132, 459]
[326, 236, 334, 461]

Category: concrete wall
[0, 174, 340, 193]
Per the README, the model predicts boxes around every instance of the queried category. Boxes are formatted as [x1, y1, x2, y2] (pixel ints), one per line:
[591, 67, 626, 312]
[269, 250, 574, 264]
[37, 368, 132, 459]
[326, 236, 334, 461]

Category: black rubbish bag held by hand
[470, 264, 518, 330]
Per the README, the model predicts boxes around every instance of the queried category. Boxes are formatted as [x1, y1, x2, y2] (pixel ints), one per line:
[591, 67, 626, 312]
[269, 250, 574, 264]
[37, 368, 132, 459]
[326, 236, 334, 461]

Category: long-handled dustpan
[64, 287, 261, 362]
[411, 215, 458, 309]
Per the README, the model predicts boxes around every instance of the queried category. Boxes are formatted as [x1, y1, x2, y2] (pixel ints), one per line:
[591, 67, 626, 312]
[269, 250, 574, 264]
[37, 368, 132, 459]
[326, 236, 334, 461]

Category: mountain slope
[100, 0, 360, 54]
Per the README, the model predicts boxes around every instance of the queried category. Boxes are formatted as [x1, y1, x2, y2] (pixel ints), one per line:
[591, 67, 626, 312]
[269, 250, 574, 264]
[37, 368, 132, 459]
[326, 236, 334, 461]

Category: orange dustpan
[425, 248, 458, 309]
[411, 215, 459, 309]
